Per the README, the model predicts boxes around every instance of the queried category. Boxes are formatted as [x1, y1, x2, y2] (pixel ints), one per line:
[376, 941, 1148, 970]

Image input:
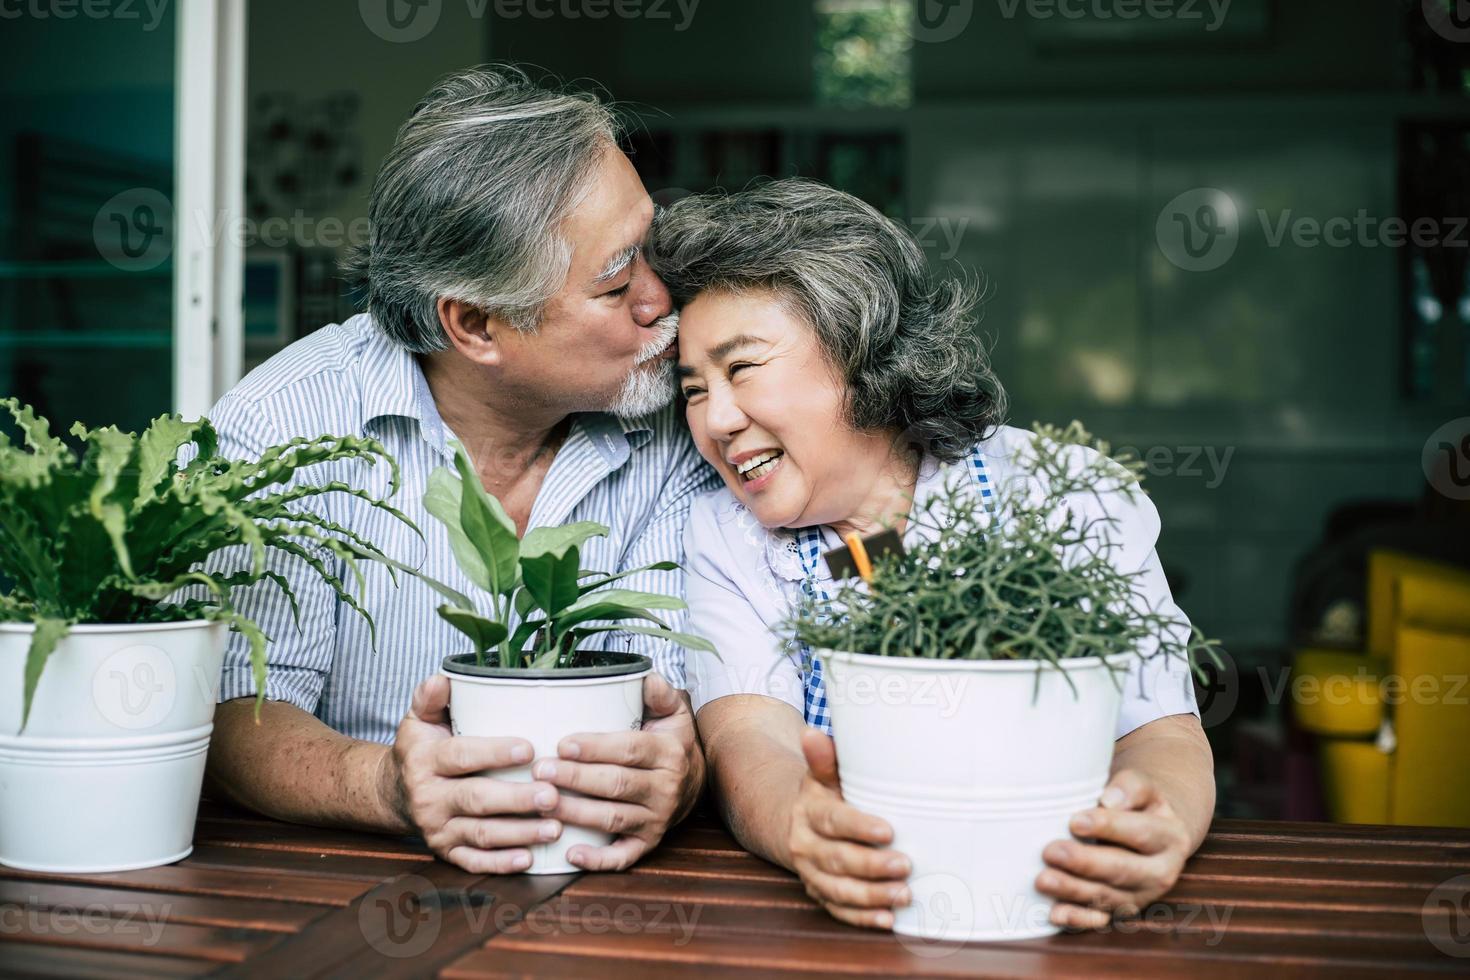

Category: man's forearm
[206, 699, 410, 835]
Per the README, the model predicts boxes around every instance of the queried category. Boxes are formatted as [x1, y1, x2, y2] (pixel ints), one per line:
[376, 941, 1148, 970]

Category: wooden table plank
[4, 804, 1467, 977]
[0, 942, 218, 978]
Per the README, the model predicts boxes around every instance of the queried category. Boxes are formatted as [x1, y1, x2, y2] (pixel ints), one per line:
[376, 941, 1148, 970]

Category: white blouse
[681, 424, 1202, 740]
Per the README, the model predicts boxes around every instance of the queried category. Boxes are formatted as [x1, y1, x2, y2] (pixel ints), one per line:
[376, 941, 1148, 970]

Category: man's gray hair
[343, 65, 619, 353]
[649, 178, 1007, 461]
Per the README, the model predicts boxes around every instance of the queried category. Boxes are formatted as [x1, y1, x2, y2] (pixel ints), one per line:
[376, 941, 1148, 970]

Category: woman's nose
[703, 386, 749, 440]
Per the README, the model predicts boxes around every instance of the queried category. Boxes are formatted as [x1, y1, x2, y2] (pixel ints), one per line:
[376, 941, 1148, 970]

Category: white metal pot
[0, 620, 228, 738]
[0, 725, 213, 872]
[443, 651, 650, 875]
[0, 620, 228, 872]
[822, 649, 1134, 944]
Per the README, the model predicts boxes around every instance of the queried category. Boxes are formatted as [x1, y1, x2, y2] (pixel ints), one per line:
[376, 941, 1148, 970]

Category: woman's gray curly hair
[648, 178, 1007, 461]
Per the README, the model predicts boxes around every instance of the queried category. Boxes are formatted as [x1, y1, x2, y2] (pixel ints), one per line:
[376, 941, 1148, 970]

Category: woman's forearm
[697, 697, 808, 870]
[1110, 712, 1217, 849]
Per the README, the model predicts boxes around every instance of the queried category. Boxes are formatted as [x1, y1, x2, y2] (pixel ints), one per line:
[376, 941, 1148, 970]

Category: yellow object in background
[1293, 552, 1470, 828]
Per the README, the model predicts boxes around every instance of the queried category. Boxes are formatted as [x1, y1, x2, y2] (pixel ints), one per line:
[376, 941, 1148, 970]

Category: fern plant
[785, 422, 1224, 691]
[426, 440, 716, 670]
[0, 399, 423, 729]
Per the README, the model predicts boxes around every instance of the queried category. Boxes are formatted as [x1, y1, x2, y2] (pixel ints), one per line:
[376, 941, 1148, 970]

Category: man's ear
[437, 297, 504, 366]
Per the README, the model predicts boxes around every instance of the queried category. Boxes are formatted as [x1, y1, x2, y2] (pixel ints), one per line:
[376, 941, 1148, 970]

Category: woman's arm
[698, 694, 913, 929]
[1034, 712, 1216, 929]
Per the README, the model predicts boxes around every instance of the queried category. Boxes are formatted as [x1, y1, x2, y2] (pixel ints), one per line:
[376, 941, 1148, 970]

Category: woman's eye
[681, 387, 706, 401]
[730, 362, 756, 376]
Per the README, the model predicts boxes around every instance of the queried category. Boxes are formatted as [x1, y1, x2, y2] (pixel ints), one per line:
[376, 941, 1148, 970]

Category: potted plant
[425, 440, 716, 874]
[785, 422, 1223, 943]
[0, 399, 419, 873]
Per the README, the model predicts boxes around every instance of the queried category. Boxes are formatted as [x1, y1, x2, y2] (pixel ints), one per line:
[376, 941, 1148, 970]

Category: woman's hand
[1035, 768, 1194, 929]
[787, 729, 913, 930]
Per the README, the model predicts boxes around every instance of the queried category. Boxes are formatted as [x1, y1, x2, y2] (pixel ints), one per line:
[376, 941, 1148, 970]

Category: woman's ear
[437, 297, 503, 366]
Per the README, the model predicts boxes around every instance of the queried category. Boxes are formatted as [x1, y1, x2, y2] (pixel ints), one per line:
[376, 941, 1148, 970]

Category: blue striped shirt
[204, 314, 719, 744]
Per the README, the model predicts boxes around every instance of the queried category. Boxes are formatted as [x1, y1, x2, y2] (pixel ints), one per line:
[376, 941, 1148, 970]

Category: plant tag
[822, 529, 905, 581]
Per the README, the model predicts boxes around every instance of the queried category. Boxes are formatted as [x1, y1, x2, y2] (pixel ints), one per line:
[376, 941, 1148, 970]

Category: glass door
[0, 1, 245, 432]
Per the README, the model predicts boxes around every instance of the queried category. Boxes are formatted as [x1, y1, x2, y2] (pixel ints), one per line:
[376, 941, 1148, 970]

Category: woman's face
[677, 289, 902, 530]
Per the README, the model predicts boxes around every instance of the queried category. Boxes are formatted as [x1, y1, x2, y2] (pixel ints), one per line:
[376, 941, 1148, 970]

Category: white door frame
[173, 0, 248, 419]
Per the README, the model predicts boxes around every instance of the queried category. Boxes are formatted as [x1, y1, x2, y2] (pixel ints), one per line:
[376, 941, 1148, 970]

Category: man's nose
[631, 261, 673, 327]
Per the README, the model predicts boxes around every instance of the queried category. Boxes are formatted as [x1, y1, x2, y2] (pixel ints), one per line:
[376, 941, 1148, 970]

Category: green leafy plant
[785, 421, 1224, 691]
[425, 440, 716, 670]
[0, 399, 424, 728]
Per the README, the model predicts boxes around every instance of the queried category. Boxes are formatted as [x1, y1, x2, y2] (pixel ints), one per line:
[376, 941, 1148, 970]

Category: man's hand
[386, 675, 563, 874]
[1035, 768, 1194, 929]
[787, 729, 911, 930]
[532, 675, 703, 872]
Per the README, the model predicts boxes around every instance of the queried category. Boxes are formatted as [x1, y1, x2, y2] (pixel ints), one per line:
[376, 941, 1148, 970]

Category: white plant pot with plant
[424, 441, 716, 874]
[788, 423, 1221, 943]
[0, 399, 420, 872]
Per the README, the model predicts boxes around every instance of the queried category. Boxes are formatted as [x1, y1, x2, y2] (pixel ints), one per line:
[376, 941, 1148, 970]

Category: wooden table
[1, 803, 1467, 978]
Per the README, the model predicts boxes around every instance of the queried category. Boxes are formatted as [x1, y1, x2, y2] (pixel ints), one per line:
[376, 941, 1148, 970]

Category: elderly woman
[650, 179, 1215, 932]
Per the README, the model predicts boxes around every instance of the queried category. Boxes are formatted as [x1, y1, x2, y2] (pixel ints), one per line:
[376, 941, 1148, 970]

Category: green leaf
[448, 441, 519, 597]
[423, 466, 490, 593]
[519, 548, 581, 618]
[520, 521, 608, 561]
[551, 603, 672, 638]
[19, 617, 70, 732]
[577, 561, 679, 594]
[507, 617, 547, 658]
[562, 588, 687, 617]
[133, 414, 204, 509]
[572, 623, 719, 655]
[437, 605, 509, 659]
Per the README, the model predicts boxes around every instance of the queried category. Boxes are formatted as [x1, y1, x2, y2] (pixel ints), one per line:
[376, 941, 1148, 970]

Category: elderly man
[204, 65, 718, 874]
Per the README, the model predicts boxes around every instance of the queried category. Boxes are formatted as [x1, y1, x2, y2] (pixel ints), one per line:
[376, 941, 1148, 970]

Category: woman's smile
[736, 449, 785, 490]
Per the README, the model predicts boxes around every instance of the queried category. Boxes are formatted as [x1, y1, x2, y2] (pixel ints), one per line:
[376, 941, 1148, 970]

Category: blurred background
[2, 0, 1468, 825]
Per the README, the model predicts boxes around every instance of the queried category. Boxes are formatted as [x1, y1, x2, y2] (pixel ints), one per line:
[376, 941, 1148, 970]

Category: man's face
[491, 145, 678, 419]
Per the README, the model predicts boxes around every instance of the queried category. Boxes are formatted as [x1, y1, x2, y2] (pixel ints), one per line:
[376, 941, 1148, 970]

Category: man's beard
[608, 313, 679, 419]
